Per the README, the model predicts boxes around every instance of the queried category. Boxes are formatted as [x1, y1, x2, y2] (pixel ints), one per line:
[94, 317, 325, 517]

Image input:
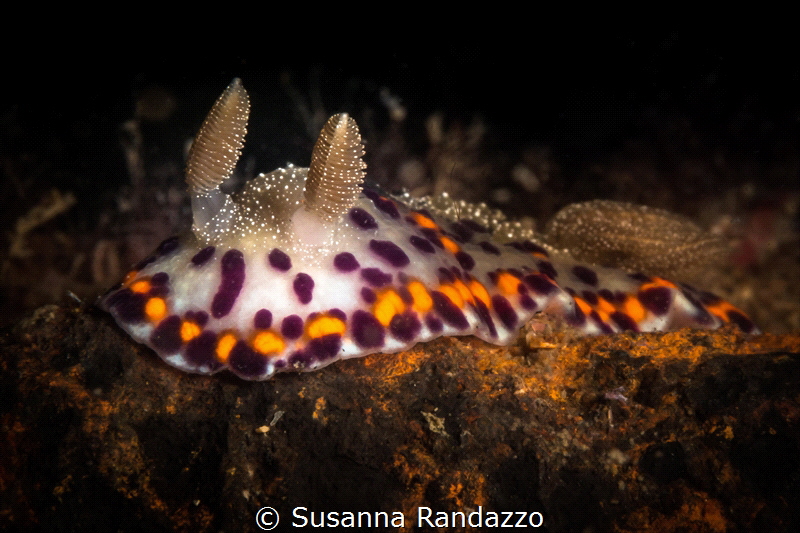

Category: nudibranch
[101, 79, 758, 380]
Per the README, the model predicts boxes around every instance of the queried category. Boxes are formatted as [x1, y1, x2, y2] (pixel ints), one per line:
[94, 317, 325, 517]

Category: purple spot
[425, 315, 443, 333]
[473, 299, 497, 338]
[349, 207, 378, 229]
[389, 312, 422, 342]
[361, 268, 392, 287]
[461, 219, 490, 233]
[185, 310, 209, 327]
[420, 228, 444, 248]
[156, 236, 180, 256]
[610, 311, 639, 332]
[696, 290, 722, 306]
[522, 240, 548, 256]
[523, 273, 559, 296]
[629, 272, 652, 283]
[449, 222, 473, 242]
[572, 265, 598, 286]
[211, 250, 245, 319]
[638, 286, 673, 316]
[293, 273, 314, 304]
[329, 308, 347, 321]
[398, 286, 414, 305]
[507, 242, 526, 251]
[565, 287, 576, 296]
[254, 309, 273, 329]
[191, 246, 216, 266]
[598, 289, 617, 304]
[268, 248, 292, 272]
[727, 310, 756, 333]
[536, 260, 558, 279]
[229, 341, 267, 378]
[409, 235, 436, 254]
[590, 311, 615, 333]
[360, 287, 376, 303]
[431, 291, 469, 329]
[334, 252, 360, 272]
[519, 294, 538, 310]
[370, 240, 410, 267]
[491, 295, 518, 329]
[351, 310, 385, 348]
[443, 230, 465, 244]
[149, 284, 169, 298]
[288, 350, 313, 368]
[281, 315, 304, 339]
[437, 267, 455, 283]
[363, 189, 400, 218]
[105, 289, 146, 323]
[306, 334, 342, 361]
[455, 251, 475, 271]
[479, 241, 501, 255]
[566, 301, 587, 327]
[681, 290, 714, 326]
[185, 331, 222, 370]
[150, 315, 183, 353]
[581, 291, 598, 305]
[151, 272, 169, 286]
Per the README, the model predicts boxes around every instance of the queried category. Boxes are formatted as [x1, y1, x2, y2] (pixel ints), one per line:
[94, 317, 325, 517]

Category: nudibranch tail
[100, 79, 758, 381]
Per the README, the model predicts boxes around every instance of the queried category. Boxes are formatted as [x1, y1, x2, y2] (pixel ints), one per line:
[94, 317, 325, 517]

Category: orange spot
[252, 331, 285, 355]
[144, 297, 167, 321]
[468, 280, 491, 307]
[440, 236, 460, 254]
[453, 279, 473, 304]
[374, 289, 406, 327]
[131, 280, 152, 293]
[180, 320, 201, 342]
[640, 277, 678, 292]
[438, 284, 464, 308]
[408, 281, 433, 313]
[306, 315, 347, 338]
[705, 300, 738, 322]
[216, 332, 237, 363]
[123, 271, 139, 285]
[573, 296, 592, 316]
[596, 296, 616, 315]
[411, 212, 438, 229]
[622, 296, 646, 323]
[495, 272, 520, 295]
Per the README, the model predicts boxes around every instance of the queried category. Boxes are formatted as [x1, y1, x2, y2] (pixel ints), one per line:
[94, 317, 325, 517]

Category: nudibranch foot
[100, 79, 758, 380]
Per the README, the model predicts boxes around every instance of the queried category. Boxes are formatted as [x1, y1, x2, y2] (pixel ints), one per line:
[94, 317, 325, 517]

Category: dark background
[1, 29, 797, 330]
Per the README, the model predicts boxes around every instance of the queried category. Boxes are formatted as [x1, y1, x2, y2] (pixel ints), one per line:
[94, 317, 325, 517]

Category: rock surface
[2, 304, 799, 532]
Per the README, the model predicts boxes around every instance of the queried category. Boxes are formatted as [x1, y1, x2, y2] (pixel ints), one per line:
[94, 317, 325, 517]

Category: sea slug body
[100, 79, 758, 380]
